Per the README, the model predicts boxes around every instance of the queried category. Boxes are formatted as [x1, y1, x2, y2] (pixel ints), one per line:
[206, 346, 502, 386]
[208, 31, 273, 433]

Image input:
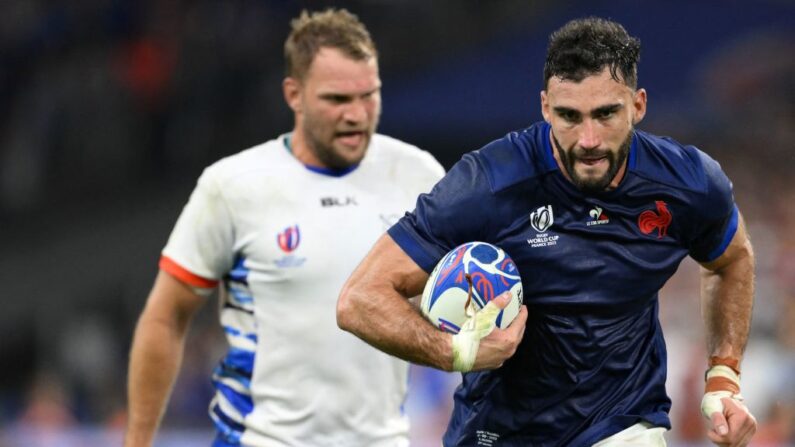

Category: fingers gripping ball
[421, 242, 523, 372]
[451, 298, 504, 372]
[421, 242, 523, 334]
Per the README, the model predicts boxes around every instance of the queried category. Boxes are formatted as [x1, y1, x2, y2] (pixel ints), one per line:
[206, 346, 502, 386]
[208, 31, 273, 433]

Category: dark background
[0, 1, 793, 445]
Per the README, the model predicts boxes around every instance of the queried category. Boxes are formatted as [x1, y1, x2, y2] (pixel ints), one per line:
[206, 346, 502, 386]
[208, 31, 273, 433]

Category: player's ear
[540, 90, 550, 123]
[632, 88, 647, 125]
[283, 77, 302, 113]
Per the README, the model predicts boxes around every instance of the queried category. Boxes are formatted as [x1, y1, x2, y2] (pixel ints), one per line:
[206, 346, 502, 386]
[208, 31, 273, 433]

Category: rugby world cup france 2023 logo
[527, 205, 559, 248]
[530, 205, 553, 233]
[275, 225, 306, 267]
[277, 225, 300, 253]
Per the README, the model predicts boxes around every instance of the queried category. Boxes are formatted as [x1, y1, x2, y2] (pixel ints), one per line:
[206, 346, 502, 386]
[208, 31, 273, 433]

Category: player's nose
[577, 119, 601, 149]
[342, 100, 367, 124]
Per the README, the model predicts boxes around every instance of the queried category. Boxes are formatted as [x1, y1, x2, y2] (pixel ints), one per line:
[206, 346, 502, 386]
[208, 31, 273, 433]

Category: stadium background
[0, 0, 792, 445]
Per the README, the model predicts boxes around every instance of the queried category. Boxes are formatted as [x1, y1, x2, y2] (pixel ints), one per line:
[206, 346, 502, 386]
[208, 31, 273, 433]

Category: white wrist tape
[701, 365, 743, 419]
[451, 300, 501, 372]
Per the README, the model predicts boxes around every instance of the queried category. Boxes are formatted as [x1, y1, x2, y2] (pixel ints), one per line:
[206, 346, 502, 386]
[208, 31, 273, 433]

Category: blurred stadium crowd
[0, 1, 792, 446]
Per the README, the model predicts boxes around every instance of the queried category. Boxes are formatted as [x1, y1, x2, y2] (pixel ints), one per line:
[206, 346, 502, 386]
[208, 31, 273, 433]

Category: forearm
[700, 244, 754, 363]
[338, 280, 453, 370]
[124, 315, 189, 447]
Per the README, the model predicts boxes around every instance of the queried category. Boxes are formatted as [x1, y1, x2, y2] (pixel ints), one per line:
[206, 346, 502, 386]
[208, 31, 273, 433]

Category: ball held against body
[421, 241, 523, 333]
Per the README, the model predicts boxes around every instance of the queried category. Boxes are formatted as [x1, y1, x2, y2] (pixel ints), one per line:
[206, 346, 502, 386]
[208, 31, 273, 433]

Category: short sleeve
[408, 149, 446, 193]
[388, 153, 493, 272]
[687, 151, 738, 263]
[160, 167, 236, 289]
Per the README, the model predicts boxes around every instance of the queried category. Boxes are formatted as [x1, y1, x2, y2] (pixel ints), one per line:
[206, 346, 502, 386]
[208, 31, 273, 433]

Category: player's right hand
[451, 292, 527, 372]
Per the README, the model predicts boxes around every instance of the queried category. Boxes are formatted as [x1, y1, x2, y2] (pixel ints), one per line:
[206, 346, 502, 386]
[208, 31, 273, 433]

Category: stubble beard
[301, 114, 377, 170]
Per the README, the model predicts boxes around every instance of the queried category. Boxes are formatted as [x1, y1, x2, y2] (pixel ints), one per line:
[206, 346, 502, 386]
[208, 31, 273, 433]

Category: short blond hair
[284, 8, 377, 80]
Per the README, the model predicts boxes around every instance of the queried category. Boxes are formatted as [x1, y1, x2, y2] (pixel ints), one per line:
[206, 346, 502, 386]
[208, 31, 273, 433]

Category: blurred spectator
[17, 372, 76, 430]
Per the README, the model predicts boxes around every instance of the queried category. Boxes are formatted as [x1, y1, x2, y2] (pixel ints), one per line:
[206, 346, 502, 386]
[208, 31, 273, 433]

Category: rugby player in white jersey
[124, 9, 444, 447]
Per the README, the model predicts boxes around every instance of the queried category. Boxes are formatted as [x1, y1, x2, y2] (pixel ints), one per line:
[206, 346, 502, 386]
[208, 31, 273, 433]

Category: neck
[289, 125, 322, 167]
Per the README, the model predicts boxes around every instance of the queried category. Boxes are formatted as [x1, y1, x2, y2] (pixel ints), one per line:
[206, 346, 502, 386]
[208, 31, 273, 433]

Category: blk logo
[321, 196, 358, 207]
[638, 201, 672, 238]
[529, 205, 554, 233]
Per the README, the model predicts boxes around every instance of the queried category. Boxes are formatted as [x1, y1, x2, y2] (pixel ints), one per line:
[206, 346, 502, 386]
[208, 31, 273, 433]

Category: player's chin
[326, 148, 363, 169]
[579, 158, 614, 175]
[334, 139, 369, 163]
[573, 172, 613, 193]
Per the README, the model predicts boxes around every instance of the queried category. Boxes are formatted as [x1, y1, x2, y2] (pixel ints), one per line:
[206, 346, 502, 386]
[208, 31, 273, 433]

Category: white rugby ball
[421, 241, 522, 334]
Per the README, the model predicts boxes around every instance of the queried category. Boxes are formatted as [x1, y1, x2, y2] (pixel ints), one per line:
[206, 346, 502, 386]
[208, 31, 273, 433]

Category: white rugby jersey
[160, 133, 444, 447]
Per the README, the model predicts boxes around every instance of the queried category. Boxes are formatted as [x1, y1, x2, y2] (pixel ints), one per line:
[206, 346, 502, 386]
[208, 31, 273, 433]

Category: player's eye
[324, 95, 351, 104]
[559, 111, 580, 123]
[593, 106, 620, 120]
[360, 90, 380, 101]
[596, 110, 614, 120]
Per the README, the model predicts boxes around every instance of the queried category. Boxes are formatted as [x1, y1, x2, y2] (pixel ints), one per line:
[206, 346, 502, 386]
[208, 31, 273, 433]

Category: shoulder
[367, 134, 445, 175]
[468, 121, 556, 193]
[200, 137, 287, 188]
[632, 131, 735, 234]
[365, 134, 445, 184]
[632, 130, 726, 195]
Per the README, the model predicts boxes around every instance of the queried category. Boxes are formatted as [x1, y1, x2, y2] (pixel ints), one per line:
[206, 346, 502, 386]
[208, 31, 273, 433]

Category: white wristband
[451, 300, 501, 372]
[701, 364, 743, 419]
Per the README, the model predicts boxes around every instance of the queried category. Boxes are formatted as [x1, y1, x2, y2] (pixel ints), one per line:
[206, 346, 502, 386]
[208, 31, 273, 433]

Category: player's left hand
[451, 291, 525, 372]
[704, 396, 756, 446]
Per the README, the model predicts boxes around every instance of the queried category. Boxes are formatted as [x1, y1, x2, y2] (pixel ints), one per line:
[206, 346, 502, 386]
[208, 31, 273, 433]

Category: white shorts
[592, 422, 667, 446]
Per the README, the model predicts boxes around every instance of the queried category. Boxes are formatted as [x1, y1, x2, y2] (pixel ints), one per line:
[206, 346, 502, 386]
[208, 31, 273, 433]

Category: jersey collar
[283, 134, 360, 178]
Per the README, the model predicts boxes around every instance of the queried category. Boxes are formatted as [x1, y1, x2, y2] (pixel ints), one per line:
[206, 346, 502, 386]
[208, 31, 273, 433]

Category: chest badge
[638, 201, 672, 238]
[529, 205, 554, 233]
[527, 205, 559, 248]
[275, 225, 306, 267]
[277, 225, 301, 252]
[587, 206, 610, 226]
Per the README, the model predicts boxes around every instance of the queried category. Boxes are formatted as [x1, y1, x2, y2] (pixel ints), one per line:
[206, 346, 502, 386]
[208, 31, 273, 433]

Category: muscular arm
[699, 212, 757, 446]
[700, 212, 754, 364]
[337, 234, 526, 372]
[337, 234, 454, 370]
[125, 271, 207, 447]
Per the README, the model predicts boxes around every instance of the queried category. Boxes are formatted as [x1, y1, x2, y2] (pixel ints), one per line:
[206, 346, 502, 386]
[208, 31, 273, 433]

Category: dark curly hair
[544, 17, 641, 89]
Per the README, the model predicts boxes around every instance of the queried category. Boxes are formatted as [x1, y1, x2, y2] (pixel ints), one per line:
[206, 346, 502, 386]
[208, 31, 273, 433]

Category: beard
[301, 111, 378, 170]
[552, 130, 632, 194]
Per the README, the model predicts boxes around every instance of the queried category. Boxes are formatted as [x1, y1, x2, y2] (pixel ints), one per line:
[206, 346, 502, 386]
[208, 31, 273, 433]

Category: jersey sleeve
[388, 152, 492, 272]
[686, 150, 739, 263]
[160, 166, 236, 291]
[414, 149, 447, 188]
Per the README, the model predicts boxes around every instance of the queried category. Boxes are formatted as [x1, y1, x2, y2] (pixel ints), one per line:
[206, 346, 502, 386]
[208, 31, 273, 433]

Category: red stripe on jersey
[159, 255, 218, 288]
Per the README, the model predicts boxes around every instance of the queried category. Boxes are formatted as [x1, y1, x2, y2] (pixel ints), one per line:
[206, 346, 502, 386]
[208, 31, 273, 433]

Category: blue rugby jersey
[388, 121, 738, 446]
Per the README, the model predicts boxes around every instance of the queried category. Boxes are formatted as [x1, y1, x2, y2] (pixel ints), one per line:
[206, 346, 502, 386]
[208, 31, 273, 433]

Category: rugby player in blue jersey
[338, 17, 756, 446]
